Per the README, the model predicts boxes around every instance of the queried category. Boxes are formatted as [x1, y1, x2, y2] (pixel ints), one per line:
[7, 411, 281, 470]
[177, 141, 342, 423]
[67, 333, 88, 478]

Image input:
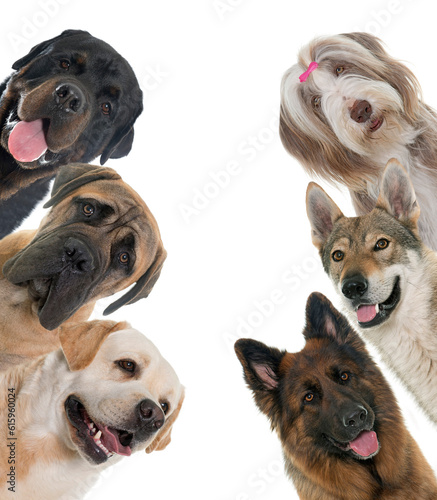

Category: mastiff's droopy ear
[12, 30, 89, 70]
[43, 163, 121, 209]
[59, 319, 130, 371]
[103, 244, 167, 316]
[146, 389, 185, 454]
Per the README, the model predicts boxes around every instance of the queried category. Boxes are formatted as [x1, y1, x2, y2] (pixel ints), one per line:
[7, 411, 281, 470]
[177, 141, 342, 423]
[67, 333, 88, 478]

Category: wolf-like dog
[306, 158, 437, 424]
[235, 293, 437, 499]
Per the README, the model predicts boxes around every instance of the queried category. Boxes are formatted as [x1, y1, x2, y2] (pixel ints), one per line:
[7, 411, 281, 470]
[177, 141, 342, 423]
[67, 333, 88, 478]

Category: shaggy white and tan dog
[0, 321, 184, 500]
[280, 32, 437, 250]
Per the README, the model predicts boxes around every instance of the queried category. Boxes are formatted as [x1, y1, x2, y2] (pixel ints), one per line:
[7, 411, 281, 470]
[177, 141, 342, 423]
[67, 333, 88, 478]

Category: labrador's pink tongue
[350, 430, 379, 457]
[357, 304, 377, 323]
[100, 426, 131, 456]
[8, 119, 48, 162]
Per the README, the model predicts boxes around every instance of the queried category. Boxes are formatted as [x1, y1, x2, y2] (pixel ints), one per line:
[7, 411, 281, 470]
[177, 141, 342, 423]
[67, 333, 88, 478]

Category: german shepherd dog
[306, 158, 437, 425]
[235, 292, 437, 500]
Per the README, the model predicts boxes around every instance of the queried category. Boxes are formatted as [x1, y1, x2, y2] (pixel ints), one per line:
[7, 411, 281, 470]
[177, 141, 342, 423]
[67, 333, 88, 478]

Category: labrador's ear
[59, 320, 130, 371]
[12, 30, 89, 70]
[43, 163, 121, 209]
[146, 389, 185, 454]
[103, 244, 167, 316]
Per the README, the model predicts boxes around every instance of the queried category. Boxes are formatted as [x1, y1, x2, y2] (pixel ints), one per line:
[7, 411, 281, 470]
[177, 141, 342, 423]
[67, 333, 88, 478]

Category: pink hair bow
[299, 62, 318, 82]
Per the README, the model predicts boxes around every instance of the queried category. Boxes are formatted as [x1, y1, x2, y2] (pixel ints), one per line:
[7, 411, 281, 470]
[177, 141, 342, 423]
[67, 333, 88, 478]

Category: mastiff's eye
[101, 102, 112, 115]
[118, 360, 136, 373]
[160, 401, 169, 415]
[118, 252, 130, 265]
[335, 66, 345, 76]
[312, 96, 321, 110]
[375, 238, 389, 251]
[82, 204, 95, 217]
[60, 59, 70, 70]
[340, 371, 350, 382]
[332, 250, 344, 262]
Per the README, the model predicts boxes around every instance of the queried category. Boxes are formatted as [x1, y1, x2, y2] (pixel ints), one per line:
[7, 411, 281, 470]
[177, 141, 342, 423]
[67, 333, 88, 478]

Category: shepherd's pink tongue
[99, 426, 131, 456]
[349, 430, 379, 457]
[8, 119, 48, 162]
[357, 304, 377, 323]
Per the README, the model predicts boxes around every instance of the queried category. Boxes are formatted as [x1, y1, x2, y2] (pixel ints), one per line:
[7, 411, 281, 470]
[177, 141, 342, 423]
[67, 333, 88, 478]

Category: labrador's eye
[118, 360, 136, 373]
[160, 401, 169, 414]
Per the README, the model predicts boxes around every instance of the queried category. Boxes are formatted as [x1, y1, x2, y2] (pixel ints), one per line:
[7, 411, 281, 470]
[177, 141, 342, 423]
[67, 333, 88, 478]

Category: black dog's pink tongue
[100, 425, 131, 456]
[357, 304, 377, 323]
[8, 119, 48, 162]
[349, 430, 379, 457]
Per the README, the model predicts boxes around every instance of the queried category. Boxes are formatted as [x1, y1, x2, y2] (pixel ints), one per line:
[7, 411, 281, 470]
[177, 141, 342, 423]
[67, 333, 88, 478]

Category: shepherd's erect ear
[146, 389, 185, 454]
[306, 182, 343, 250]
[103, 244, 167, 316]
[43, 163, 121, 209]
[12, 30, 89, 70]
[304, 292, 354, 344]
[59, 319, 130, 371]
[376, 158, 420, 225]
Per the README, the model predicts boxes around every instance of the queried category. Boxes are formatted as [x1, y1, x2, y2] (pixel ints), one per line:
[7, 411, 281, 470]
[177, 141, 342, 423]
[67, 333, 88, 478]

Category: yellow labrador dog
[0, 163, 166, 369]
[0, 321, 184, 500]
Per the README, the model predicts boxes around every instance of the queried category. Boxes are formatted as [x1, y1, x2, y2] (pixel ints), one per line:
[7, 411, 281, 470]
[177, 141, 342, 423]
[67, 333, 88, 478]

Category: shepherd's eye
[335, 66, 345, 76]
[118, 360, 136, 373]
[304, 392, 314, 403]
[340, 371, 349, 382]
[82, 204, 95, 216]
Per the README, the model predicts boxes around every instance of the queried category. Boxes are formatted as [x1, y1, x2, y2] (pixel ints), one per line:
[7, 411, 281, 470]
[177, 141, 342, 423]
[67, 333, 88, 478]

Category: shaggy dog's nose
[350, 100, 372, 123]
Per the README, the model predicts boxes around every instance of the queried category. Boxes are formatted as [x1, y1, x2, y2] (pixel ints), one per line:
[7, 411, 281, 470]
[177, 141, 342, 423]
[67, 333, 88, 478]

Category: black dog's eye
[332, 250, 344, 262]
[60, 59, 70, 70]
[375, 238, 389, 251]
[312, 96, 321, 110]
[118, 252, 130, 265]
[340, 371, 350, 382]
[82, 204, 95, 217]
[304, 392, 314, 403]
[335, 66, 345, 76]
[101, 103, 112, 115]
[118, 360, 136, 373]
[160, 401, 169, 415]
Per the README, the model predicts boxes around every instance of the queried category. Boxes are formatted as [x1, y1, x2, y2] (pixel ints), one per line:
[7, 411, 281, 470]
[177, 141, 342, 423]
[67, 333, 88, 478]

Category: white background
[2, 1, 437, 498]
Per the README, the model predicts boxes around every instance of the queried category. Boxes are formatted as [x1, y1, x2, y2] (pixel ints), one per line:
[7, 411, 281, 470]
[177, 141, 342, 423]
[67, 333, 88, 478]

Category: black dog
[0, 29, 143, 238]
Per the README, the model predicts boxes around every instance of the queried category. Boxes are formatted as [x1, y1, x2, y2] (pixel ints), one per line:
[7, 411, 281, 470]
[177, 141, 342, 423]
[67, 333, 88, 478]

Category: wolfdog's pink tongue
[357, 304, 377, 323]
[100, 426, 131, 456]
[8, 119, 48, 162]
[349, 430, 379, 457]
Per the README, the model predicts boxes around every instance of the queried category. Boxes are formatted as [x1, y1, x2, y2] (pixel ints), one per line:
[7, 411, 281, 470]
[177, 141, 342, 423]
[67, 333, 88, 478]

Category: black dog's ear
[43, 163, 121, 209]
[100, 100, 144, 165]
[12, 29, 89, 70]
[304, 292, 354, 344]
[103, 244, 167, 316]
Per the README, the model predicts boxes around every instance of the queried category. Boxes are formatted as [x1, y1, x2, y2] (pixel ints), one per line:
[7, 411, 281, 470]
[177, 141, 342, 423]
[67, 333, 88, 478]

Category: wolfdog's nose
[342, 275, 368, 299]
[350, 100, 372, 123]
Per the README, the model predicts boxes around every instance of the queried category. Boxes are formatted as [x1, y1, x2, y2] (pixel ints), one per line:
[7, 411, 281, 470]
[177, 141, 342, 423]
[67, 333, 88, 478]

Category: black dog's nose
[350, 100, 372, 123]
[54, 83, 85, 113]
[343, 406, 368, 428]
[138, 399, 165, 430]
[63, 237, 94, 273]
[342, 275, 368, 299]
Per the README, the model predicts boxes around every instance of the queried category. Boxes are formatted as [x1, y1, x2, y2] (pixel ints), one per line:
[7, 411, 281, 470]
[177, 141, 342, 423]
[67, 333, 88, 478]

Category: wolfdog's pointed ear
[306, 183, 343, 249]
[235, 339, 285, 422]
[376, 159, 420, 225]
[304, 292, 356, 345]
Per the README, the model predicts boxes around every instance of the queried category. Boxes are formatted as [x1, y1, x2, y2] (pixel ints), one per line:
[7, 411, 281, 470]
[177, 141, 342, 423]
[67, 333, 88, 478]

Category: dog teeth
[94, 430, 102, 440]
[375, 304, 380, 313]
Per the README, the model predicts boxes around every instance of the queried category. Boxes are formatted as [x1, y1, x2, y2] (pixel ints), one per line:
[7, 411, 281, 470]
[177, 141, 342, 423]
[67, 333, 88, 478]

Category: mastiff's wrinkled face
[2, 163, 166, 330]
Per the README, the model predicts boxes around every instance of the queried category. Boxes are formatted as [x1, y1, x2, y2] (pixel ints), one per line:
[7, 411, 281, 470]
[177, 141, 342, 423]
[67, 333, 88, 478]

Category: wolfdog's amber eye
[304, 392, 314, 402]
[332, 250, 344, 262]
[335, 66, 345, 76]
[375, 238, 389, 250]
[340, 372, 349, 381]
[311, 96, 321, 109]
